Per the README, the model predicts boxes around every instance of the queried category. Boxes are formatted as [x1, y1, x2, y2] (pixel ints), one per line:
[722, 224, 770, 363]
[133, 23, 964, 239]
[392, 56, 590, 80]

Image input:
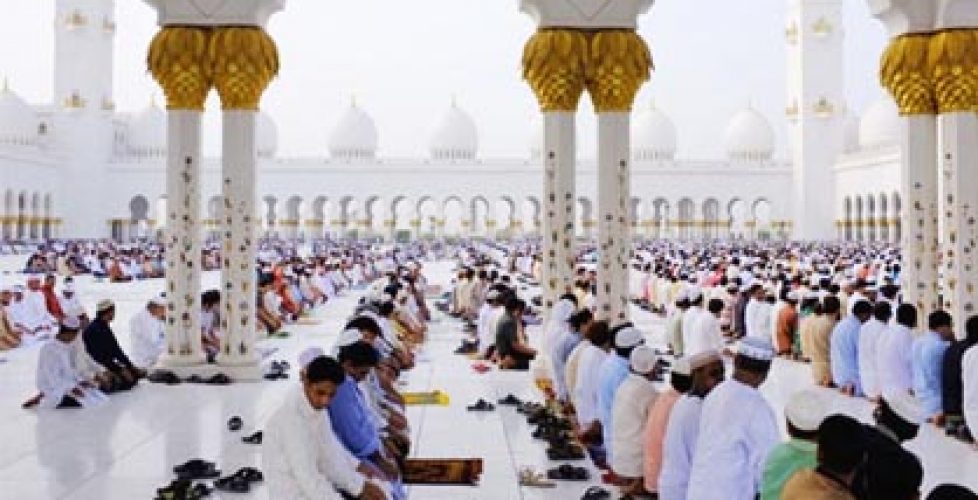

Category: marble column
[542, 112, 578, 309]
[596, 112, 632, 323]
[522, 28, 588, 312]
[212, 26, 278, 379]
[881, 33, 941, 321]
[149, 27, 211, 370]
[588, 29, 651, 323]
[931, 28, 978, 332]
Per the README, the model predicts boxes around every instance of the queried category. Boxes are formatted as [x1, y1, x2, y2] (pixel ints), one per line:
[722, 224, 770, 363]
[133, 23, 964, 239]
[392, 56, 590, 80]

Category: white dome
[724, 107, 774, 161]
[0, 84, 38, 146]
[329, 100, 378, 160]
[127, 102, 165, 157]
[858, 97, 899, 150]
[631, 104, 676, 161]
[257, 111, 277, 158]
[430, 101, 478, 161]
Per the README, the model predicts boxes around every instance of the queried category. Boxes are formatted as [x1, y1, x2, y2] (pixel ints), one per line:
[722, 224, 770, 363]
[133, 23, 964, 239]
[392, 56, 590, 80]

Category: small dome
[842, 113, 859, 153]
[127, 101, 165, 157]
[329, 99, 378, 160]
[858, 97, 899, 150]
[0, 82, 38, 146]
[631, 103, 676, 161]
[258, 111, 277, 158]
[430, 100, 478, 161]
[724, 107, 774, 161]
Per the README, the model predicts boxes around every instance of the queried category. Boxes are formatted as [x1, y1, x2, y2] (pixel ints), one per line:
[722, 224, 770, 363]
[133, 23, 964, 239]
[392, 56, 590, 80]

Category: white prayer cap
[614, 327, 644, 348]
[672, 357, 692, 377]
[61, 315, 81, 330]
[333, 328, 362, 352]
[785, 389, 831, 432]
[148, 295, 166, 307]
[12, 284, 25, 292]
[885, 393, 924, 426]
[62, 282, 75, 292]
[786, 290, 800, 302]
[737, 337, 775, 362]
[26, 274, 41, 282]
[96, 299, 115, 312]
[298, 347, 325, 369]
[629, 346, 658, 374]
[486, 289, 500, 300]
[687, 287, 703, 302]
[804, 291, 819, 301]
[688, 349, 722, 370]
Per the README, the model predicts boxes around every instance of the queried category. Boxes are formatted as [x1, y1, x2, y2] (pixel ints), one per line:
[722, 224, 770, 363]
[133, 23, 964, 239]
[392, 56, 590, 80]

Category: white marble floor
[0, 260, 975, 499]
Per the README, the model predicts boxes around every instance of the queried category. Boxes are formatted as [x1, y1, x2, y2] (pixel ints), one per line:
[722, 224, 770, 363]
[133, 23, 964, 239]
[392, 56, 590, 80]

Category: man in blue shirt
[596, 324, 645, 469]
[831, 299, 872, 396]
[912, 310, 954, 422]
[329, 341, 400, 482]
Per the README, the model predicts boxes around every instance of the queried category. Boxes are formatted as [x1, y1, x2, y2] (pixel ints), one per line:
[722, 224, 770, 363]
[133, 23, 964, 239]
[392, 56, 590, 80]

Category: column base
[154, 354, 263, 382]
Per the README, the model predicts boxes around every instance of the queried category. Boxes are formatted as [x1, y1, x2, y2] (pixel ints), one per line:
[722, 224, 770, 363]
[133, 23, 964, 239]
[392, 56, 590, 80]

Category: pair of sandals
[466, 399, 495, 411]
[173, 459, 221, 481]
[214, 467, 263, 494]
[187, 373, 232, 385]
[547, 464, 589, 481]
[546, 443, 586, 461]
[155, 479, 211, 500]
[532, 425, 570, 442]
[147, 370, 182, 385]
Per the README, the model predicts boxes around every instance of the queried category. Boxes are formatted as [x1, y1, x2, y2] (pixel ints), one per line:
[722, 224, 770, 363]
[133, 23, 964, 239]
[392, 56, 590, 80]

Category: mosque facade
[0, 0, 901, 244]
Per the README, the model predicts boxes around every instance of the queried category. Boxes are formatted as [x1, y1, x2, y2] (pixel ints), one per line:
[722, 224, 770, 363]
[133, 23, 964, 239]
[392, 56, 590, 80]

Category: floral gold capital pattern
[928, 29, 978, 114]
[881, 33, 937, 116]
[148, 27, 214, 111]
[148, 26, 279, 112]
[211, 27, 279, 111]
[522, 29, 652, 113]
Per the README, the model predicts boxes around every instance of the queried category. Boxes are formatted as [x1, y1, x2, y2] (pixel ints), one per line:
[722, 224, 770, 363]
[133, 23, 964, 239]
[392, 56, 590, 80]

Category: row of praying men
[263, 262, 436, 500]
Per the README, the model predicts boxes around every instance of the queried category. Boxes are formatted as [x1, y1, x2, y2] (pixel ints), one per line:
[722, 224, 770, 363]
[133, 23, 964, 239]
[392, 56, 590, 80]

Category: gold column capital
[522, 29, 589, 112]
[211, 27, 279, 111]
[928, 29, 978, 114]
[586, 29, 652, 113]
[881, 32, 937, 115]
[148, 27, 214, 111]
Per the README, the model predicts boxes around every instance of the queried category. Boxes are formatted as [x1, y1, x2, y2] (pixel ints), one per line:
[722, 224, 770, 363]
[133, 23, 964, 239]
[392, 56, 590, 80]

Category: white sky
[0, 0, 888, 159]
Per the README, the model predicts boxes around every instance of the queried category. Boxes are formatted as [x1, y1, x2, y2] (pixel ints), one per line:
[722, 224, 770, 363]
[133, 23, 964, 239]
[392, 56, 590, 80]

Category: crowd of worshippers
[262, 267, 434, 500]
[8, 241, 435, 413]
[627, 242, 978, 449]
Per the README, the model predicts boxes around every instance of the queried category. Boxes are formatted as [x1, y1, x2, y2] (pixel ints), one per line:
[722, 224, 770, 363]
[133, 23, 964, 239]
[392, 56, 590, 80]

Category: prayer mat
[403, 390, 450, 406]
[402, 458, 483, 485]
[295, 318, 322, 326]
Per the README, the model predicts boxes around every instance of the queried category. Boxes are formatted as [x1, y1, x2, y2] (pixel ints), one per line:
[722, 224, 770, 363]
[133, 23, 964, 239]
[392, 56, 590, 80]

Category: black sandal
[547, 464, 589, 481]
[242, 431, 263, 444]
[227, 416, 243, 432]
[498, 394, 522, 406]
[214, 474, 250, 493]
[582, 486, 611, 500]
[173, 459, 221, 480]
[234, 467, 264, 483]
[466, 399, 495, 411]
[207, 373, 232, 385]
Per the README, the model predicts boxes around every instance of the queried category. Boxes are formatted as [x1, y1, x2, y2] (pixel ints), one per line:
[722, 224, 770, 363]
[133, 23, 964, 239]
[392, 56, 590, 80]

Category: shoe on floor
[242, 431, 263, 445]
[227, 416, 243, 432]
[467, 399, 495, 411]
[173, 459, 221, 480]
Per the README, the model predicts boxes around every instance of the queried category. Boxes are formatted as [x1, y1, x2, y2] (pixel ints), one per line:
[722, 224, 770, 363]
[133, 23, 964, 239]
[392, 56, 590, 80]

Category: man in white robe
[34, 317, 106, 409]
[877, 304, 917, 400]
[686, 298, 725, 357]
[129, 296, 166, 369]
[681, 288, 706, 353]
[263, 352, 388, 500]
[687, 338, 779, 500]
[611, 346, 660, 496]
[744, 284, 772, 340]
[12, 281, 56, 335]
[858, 301, 892, 401]
[477, 290, 503, 358]
[57, 283, 87, 325]
[657, 350, 724, 500]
